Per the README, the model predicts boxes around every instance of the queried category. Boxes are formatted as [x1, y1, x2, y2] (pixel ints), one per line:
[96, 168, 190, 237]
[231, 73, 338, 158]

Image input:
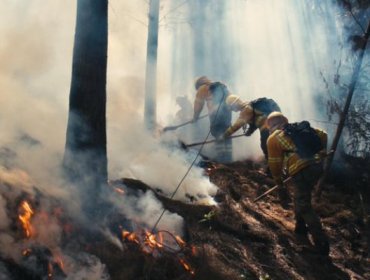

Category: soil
[103, 159, 370, 280]
[1, 158, 369, 280]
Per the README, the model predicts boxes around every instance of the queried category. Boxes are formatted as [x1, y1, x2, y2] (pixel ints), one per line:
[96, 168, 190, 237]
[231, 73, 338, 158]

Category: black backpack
[208, 82, 232, 137]
[283, 121, 323, 158]
[250, 97, 281, 115]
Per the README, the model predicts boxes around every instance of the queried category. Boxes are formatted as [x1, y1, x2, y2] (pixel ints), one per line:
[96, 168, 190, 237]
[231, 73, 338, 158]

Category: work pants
[291, 163, 329, 254]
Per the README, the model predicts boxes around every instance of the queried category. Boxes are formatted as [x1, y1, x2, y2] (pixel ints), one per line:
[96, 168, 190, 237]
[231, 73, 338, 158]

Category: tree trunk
[144, 0, 160, 130]
[63, 0, 108, 214]
[316, 19, 370, 199]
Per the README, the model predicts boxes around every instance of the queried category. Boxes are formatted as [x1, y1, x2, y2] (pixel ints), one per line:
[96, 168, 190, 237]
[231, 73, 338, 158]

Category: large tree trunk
[144, 0, 160, 130]
[63, 0, 108, 215]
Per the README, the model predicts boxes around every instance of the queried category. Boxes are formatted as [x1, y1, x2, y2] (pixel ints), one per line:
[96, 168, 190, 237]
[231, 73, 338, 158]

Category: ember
[121, 229, 185, 253]
[179, 258, 195, 275]
[18, 200, 34, 238]
[121, 228, 195, 275]
[22, 248, 32, 256]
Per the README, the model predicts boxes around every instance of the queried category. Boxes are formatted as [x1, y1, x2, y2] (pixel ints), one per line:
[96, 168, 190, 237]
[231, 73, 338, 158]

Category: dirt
[98, 158, 369, 280]
[1, 158, 369, 280]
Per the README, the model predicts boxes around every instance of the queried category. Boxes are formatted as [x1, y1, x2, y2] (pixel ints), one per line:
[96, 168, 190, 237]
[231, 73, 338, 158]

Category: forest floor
[1, 154, 369, 280]
[101, 157, 370, 280]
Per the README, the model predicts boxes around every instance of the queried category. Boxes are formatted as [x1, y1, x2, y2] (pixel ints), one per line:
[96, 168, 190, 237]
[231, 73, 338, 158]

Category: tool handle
[186, 134, 245, 147]
[163, 114, 208, 132]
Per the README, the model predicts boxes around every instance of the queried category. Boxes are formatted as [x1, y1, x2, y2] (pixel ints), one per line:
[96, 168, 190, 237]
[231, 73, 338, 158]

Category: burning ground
[0, 148, 369, 280]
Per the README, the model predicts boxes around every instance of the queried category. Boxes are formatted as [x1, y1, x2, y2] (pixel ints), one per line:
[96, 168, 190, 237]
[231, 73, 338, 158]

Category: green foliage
[198, 210, 216, 223]
[259, 274, 271, 280]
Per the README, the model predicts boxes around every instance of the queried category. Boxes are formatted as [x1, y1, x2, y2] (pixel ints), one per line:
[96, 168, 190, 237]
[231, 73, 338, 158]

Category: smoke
[162, 0, 366, 160]
[108, 189, 184, 233]
[63, 253, 110, 280]
[0, 195, 10, 229]
[1, 0, 365, 278]
[0, 1, 216, 276]
[0, 262, 11, 280]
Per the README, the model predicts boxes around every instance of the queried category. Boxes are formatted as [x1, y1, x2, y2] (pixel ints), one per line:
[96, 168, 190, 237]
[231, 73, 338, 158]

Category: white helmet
[225, 94, 244, 111]
[266, 112, 288, 131]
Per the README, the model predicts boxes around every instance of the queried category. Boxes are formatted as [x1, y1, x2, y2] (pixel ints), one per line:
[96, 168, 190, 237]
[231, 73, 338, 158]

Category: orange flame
[122, 230, 139, 244]
[179, 258, 195, 275]
[18, 201, 34, 238]
[175, 236, 186, 247]
[144, 230, 163, 249]
[121, 228, 195, 275]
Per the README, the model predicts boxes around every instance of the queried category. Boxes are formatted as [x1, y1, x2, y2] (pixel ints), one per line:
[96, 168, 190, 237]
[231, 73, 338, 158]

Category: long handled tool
[185, 133, 245, 148]
[254, 151, 334, 202]
[163, 114, 208, 132]
[253, 177, 292, 202]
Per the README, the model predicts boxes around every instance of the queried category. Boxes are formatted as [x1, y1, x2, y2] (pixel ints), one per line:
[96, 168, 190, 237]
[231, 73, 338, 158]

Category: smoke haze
[0, 0, 367, 278]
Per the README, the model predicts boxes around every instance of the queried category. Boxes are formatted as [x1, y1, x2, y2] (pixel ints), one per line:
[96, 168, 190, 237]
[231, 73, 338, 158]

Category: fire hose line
[151, 91, 228, 233]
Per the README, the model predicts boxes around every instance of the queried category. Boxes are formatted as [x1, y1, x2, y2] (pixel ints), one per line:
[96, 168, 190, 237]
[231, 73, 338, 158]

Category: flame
[121, 228, 195, 275]
[145, 230, 163, 249]
[175, 235, 186, 247]
[122, 230, 139, 244]
[121, 228, 190, 252]
[179, 258, 195, 275]
[18, 201, 34, 238]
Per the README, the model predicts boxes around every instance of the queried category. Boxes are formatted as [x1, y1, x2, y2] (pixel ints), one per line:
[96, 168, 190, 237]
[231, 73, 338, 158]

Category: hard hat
[225, 95, 240, 107]
[266, 112, 288, 130]
[194, 76, 211, 90]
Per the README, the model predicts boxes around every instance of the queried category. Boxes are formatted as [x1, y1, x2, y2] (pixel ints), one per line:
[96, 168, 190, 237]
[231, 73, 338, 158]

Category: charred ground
[97, 158, 370, 280]
[1, 156, 369, 280]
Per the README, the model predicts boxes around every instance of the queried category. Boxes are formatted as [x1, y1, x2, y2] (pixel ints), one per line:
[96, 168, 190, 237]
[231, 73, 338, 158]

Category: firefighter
[266, 112, 330, 256]
[192, 76, 232, 162]
[222, 95, 279, 159]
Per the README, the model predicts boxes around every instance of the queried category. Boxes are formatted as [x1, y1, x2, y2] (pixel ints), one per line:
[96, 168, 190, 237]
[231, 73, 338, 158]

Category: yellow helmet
[194, 76, 211, 90]
[225, 94, 244, 111]
[266, 112, 288, 130]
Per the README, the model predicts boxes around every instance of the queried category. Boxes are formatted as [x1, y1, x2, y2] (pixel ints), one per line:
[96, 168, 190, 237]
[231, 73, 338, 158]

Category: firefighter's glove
[273, 177, 284, 187]
[244, 124, 257, 136]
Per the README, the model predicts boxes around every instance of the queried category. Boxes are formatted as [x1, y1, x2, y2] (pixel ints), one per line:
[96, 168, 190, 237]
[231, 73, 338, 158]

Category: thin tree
[144, 0, 160, 130]
[316, 19, 370, 199]
[63, 0, 108, 214]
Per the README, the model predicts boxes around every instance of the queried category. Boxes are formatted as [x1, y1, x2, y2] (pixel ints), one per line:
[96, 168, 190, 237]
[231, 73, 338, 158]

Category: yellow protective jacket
[224, 102, 268, 137]
[267, 127, 327, 184]
[193, 83, 213, 120]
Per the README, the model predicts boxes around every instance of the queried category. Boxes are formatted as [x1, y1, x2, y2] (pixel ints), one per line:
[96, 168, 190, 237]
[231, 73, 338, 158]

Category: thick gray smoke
[0, 0, 364, 278]
[0, 1, 217, 277]
[162, 0, 366, 160]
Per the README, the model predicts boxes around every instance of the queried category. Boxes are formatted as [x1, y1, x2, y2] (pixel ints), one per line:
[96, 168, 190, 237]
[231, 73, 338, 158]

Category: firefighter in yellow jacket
[223, 95, 280, 159]
[192, 76, 232, 162]
[266, 112, 330, 255]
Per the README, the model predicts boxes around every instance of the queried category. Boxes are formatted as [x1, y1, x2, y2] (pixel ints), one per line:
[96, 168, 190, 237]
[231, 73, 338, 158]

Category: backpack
[209, 82, 229, 104]
[250, 97, 281, 115]
[283, 121, 323, 158]
[208, 82, 232, 137]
